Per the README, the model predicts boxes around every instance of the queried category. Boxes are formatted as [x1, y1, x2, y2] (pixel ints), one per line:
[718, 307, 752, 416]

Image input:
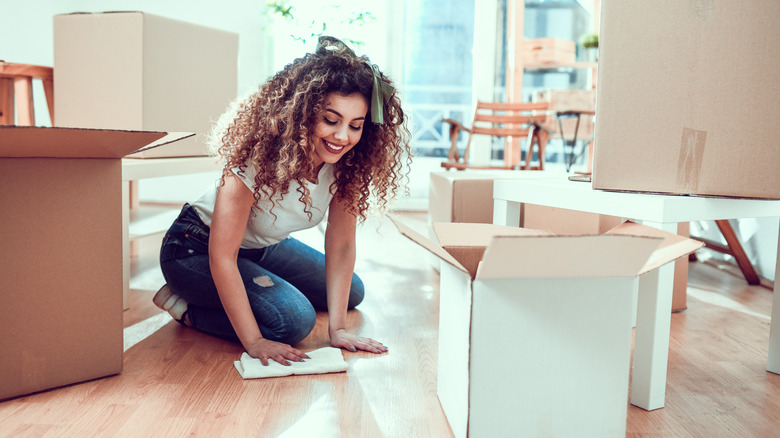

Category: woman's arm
[210, 173, 309, 366]
[324, 196, 387, 354]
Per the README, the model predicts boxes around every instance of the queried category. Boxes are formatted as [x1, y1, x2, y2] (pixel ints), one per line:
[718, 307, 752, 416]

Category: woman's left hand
[330, 329, 388, 354]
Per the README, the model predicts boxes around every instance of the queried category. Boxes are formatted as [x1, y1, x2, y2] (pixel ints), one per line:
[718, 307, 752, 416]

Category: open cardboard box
[428, 170, 692, 311]
[390, 217, 702, 438]
[0, 126, 191, 401]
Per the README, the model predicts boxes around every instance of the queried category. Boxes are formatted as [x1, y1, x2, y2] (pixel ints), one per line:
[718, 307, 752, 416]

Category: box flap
[477, 234, 663, 279]
[432, 222, 553, 247]
[128, 132, 198, 156]
[431, 222, 554, 279]
[439, 247, 484, 279]
[605, 221, 704, 275]
[0, 126, 193, 159]
[389, 215, 468, 274]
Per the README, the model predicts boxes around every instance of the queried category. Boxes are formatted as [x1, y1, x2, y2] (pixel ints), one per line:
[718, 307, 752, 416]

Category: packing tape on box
[676, 127, 706, 194]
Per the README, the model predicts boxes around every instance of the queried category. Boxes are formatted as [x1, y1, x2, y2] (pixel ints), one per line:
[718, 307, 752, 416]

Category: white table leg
[630, 220, 677, 410]
[493, 199, 521, 227]
[122, 180, 130, 311]
[768, 221, 780, 373]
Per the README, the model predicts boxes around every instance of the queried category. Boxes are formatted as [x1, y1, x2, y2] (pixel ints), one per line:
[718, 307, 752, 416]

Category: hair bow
[315, 36, 394, 125]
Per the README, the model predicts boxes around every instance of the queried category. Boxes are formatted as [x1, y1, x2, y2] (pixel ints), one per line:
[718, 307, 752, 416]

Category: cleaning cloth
[234, 347, 349, 379]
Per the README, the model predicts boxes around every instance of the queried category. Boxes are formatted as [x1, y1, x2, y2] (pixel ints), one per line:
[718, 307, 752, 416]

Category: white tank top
[191, 163, 336, 249]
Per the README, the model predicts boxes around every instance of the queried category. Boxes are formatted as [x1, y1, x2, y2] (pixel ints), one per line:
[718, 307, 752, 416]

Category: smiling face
[310, 92, 369, 169]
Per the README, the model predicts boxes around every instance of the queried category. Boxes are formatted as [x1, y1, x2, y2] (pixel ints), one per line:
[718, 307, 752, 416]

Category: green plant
[580, 33, 599, 49]
[266, 0, 375, 47]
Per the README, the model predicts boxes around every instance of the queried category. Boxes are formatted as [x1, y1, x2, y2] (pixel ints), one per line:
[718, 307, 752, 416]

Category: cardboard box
[429, 170, 558, 227]
[53, 11, 238, 158]
[523, 38, 576, 67]
[533, 89, 596, 142]
[0, 126, 191, 401]
[593, 1, 780, 199]
[391, 217, 702, 437]
[429, 172, 500, 226]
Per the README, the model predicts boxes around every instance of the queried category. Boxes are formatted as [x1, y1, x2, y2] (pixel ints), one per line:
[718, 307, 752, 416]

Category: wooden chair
[441, 101, 550, 171]
[554, 109, 596, 172]
[0, 62, 54, 126]
[693, 220, 762, 286]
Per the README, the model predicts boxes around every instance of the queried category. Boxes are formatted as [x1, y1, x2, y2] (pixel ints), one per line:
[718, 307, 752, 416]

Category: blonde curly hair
[209, 38, 412, 222]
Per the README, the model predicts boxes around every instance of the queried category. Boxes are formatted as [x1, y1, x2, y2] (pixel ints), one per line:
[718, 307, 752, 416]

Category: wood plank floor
[0, 211, 778, 437]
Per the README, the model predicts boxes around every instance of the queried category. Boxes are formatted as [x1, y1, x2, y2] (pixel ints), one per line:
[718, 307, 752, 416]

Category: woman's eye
[324, 117, 338, 125]
[349, 124, 362, 131]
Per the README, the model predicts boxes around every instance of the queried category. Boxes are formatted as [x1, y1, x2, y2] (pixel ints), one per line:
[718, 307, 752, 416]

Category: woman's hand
[246, 338, 310, 366]
[330, 329, 388, 354]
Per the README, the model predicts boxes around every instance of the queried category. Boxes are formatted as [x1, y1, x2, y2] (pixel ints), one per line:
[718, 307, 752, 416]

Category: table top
[493, 176, 780, 223]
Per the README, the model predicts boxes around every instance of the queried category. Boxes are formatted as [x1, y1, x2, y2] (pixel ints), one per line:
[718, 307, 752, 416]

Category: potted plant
[580, 33, 599, 62]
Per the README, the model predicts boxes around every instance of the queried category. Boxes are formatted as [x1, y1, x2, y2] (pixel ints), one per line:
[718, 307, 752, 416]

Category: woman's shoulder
[228, 159, 259, 188]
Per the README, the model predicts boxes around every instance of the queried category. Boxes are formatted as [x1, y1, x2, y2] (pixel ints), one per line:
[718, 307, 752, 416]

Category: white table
[492, 176, 780, 411]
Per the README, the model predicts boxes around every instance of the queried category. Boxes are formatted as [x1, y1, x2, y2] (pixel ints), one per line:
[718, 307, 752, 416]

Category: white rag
[234, 347, 349, 379]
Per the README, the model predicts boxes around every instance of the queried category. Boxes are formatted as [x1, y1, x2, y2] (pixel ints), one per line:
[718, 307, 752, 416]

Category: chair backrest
[470, 101, 549, 136]
[464, 101, 549, 166]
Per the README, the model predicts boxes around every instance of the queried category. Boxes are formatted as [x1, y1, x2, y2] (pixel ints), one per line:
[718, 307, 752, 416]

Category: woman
[154, 36, 411, 367]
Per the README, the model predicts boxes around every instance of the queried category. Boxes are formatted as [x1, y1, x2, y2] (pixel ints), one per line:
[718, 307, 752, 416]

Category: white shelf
[524, 61, 597, 72]
[122, 156, 220, 242]
[122, 156, 221, 181]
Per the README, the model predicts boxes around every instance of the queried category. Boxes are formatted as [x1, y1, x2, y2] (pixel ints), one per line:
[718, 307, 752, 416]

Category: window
[401, 0, 475, 159]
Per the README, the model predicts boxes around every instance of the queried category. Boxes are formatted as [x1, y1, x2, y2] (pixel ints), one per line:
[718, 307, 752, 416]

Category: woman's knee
[288, 308, 317, 344]
[258, 302, 317, 345]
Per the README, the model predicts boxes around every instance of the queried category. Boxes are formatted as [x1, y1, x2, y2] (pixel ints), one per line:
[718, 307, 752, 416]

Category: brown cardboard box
[391, 217, 703, 437]
[53, 11, 238, 158]
[0, 126, 191, 401]
[429, 170, 557, 227]
[593, 1, 780, 199]
[522, 38, 576, 67]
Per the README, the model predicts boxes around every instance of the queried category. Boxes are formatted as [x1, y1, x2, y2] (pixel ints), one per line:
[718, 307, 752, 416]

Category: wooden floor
[1, 211, 778, 437]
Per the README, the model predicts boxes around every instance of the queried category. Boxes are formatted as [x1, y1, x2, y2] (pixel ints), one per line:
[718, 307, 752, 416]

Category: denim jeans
[159, 204, 365, 345]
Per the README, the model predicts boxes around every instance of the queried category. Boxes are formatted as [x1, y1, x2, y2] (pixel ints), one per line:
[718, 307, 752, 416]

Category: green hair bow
[315, 36, 394, 125]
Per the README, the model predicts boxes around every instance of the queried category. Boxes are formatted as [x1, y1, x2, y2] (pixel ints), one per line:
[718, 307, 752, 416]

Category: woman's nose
[334, 125, 348, 141]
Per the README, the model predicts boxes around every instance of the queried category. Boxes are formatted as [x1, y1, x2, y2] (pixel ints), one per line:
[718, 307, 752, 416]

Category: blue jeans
[159, 204, 365, 345]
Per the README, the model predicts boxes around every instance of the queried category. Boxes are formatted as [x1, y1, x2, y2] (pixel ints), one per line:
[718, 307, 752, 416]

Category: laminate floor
[1, 211, 777, 437]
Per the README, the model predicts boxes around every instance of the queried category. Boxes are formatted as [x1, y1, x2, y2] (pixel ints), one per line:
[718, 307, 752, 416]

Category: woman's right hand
[245, 338, 310, 366]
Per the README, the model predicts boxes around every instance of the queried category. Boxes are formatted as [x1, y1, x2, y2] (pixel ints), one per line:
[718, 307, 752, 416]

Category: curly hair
[209, 38, 412, 222]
